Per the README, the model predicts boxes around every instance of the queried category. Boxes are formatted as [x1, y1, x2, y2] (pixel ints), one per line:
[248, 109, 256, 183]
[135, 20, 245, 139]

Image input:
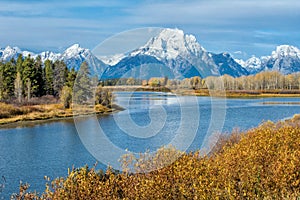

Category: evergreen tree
[1, 59, 16, 99]
[53, 60, 68, 97]
[0, 65, 4, 100]
[66, 67, 77, 88]
[32, 55, 44, 96]
[22, 55, 35, 99]
[73, 62, 92, 104]
[44, 59, 54, 95]
[16, 54, 23, 73]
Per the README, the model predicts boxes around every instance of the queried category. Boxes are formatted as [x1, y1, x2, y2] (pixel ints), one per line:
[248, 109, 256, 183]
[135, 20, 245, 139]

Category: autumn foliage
[13, 119, 300, 199]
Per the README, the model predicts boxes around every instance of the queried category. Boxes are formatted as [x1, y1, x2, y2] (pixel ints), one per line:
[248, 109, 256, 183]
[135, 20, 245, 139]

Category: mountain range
[236, 45, 300, 75]
[1, 28, 300, 79]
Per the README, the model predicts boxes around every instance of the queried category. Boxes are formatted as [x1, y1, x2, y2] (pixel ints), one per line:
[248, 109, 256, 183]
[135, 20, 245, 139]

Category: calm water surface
[0, 91, 299, 197]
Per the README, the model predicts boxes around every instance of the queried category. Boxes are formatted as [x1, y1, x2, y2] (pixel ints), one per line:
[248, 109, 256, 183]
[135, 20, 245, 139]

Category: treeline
[207, 71, 300, 91]
[0, 55, 112, 109]
[0, 55, 76, 103]
[101, 71, 300, 91]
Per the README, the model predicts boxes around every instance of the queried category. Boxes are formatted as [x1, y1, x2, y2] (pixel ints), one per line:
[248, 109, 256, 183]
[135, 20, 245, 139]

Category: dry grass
[178, 89, 300, 97]
[0, 103, 118, 125]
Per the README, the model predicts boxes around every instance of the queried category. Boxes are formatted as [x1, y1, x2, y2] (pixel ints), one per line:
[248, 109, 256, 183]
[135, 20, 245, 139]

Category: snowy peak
[237, 45, 300, 74]
[62, 43, 89, 58]
[245, 56, 262, 69]
[39, 51, 61, 62]
[0, 44, 106, 77]
[271, 45, 300, 58]
[132, 28, 205, 60]
[99, 53, 126, 66]
[0, 46, 21, 61]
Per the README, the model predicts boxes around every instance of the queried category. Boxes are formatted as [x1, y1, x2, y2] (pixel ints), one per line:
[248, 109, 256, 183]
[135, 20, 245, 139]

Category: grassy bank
[0, 103, 121, 126]
[12, 115, 300, 199]
[104, 86, 300, 97]
[177, 88, 300, 97]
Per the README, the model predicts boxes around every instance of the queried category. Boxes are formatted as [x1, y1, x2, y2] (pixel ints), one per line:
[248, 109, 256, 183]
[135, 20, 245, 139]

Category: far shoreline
[105, 86, 300, 98]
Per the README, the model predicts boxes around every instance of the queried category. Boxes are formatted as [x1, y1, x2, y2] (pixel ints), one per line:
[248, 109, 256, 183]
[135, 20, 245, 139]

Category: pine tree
[32, 55, 44, 96]
[16, 54, 23, 73]
[2, 59, 16, 99]
[22, 55, 34, 99]
[44, 59, 54, 95]
[73, 62, 92, 104]
[0, 65, 4, 100]
[66, 67, 77, 88]
[53, 60, 68, 97]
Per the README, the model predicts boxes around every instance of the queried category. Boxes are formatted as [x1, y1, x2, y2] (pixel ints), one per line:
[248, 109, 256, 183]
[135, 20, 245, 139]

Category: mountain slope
[211, 52, 249, 77]
[60, 44, 107, 75]
[102, 54, 173, 79]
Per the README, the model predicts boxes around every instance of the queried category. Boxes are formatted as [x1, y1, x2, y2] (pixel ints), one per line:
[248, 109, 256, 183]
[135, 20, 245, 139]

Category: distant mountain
[2, 29, 300, 79]
[103, 28, 248, 79]
[129, 28, 219, 78]
[60, 44, 107, 74]
[0, 44, 107, 76]
[210, 52, 249, 77]
[0, 46, 22, 62]
[237, 45, 300, 75]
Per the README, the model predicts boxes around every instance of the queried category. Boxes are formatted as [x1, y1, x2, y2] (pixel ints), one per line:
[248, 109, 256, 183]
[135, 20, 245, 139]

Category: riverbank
[104, 86, 300, 97]
[181, 89, 300, 97]
[0, 103, 123, 126]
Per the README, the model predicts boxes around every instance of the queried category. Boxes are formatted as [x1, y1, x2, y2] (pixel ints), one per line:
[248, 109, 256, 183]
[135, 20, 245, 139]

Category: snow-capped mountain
[99, 53, 126, 66]
[0, 46, 22, 62]
[211, 52, 249, 77]
[0, 44, 107, 76]
[2, 29, 300, 78]
[131, 28, 205, 60]
[130, 28, 219, 78]
[237, 45, 300, 75]
[60, 44, 107, 73]
[237, 56, 263, 74]
[264, 45, 300, 74]
[39, 51, 61, 62]
[102, 28, 249, 79]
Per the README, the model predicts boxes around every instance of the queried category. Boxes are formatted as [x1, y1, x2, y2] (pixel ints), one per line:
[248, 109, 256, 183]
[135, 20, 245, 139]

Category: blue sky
[1, 0, 300, 59]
